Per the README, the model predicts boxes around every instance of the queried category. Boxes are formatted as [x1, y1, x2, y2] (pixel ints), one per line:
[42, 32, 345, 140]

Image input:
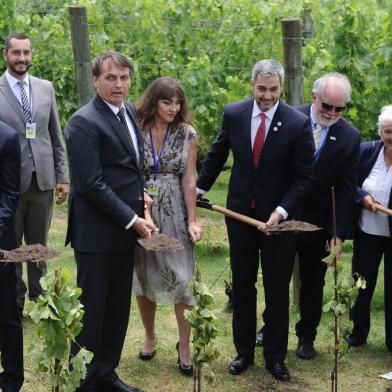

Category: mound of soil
[1, 244, 59, 263]
[138, 233, 184, 252]
[266, 220, 322, 233]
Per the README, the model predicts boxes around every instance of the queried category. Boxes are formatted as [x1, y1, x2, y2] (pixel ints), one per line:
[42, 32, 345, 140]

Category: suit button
[138, 196, 143, 201]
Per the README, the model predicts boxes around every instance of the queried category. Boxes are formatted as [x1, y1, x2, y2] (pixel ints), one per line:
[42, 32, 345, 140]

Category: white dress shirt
[359, 147, 392, 237]
[250, 100, 279, 148]
[103, 100, 140, 229]
[5, 70, 32, 110]
[310, 104, 329, 153]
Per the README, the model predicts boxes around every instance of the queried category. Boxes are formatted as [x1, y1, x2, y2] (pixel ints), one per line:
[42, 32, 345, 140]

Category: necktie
[313, 123, 322, 149]
[253, 112, 266, 166]
[117, 107, 138, 159]
[17, 81, 31, 123]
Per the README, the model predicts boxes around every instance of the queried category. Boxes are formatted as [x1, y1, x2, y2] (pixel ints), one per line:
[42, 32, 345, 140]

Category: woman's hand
[361, 194, 377, 212]
[188, 221, 202, 242]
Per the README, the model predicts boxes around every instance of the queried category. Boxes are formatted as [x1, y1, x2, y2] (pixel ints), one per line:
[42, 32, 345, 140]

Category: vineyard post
[68, 5, 94, 107]
[281, 18, 304, 305]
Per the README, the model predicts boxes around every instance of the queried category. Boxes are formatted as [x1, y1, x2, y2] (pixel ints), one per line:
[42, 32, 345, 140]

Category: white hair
[378, 104, 392, 137]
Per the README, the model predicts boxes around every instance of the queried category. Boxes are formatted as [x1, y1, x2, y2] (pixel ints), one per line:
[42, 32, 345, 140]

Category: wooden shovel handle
[374, 203, 392, 217]
[211, 205, 265, 228]
[144, 208, 155, 225]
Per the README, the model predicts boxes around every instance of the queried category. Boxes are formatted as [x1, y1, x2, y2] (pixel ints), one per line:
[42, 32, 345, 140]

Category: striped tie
[117, 107, 138, 159]
[313, 123, 322, 149]
[17, 81, 31, 123]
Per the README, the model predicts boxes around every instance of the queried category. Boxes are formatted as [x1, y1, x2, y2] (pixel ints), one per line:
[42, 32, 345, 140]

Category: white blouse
[359, 146, 392, 237]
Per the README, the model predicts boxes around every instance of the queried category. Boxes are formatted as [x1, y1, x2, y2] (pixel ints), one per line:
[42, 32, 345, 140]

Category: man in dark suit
[65, 52, 156, 392]
[293, 73, 360, 359]
[0, 121, 23, 392]
[197, 59, 315, 381]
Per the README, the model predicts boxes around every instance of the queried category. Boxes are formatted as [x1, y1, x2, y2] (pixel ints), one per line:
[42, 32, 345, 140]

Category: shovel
[374, 202, 392, 217]
[196, 198, 321, 232]
[137, 209, 184, 252]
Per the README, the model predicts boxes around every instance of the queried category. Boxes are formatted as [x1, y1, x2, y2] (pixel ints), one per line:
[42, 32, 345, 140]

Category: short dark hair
[5, 33, 31, 50]
[137, 77, 192, 132]
[92, 51, 134, 78]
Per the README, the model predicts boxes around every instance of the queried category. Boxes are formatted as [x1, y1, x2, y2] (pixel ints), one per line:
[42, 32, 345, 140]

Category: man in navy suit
[0, 121, 23, 392]
[197, 59, 315, 381]
[293, 73, 360, 359]
[65, 52, 156, 392]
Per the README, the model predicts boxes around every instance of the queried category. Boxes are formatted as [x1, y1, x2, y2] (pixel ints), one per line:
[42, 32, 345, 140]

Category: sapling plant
[185, 265, 219, 392]
[27, 268, 93, 392]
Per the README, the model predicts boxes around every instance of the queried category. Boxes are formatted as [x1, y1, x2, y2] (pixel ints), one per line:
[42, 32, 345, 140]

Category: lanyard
[149, 128, 169, 180]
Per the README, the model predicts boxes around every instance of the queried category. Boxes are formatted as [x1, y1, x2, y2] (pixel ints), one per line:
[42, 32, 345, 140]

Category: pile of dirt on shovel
[138, 234, 184, 251]
[265, 220, 322, 233]
[2, 244, 59, 263]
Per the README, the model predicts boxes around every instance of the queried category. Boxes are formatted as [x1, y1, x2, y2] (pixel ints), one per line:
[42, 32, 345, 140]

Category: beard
[316, 113, 340, 128]
[8, 61, 31, 76]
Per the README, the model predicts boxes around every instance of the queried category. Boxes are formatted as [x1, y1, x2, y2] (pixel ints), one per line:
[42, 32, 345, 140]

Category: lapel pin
[330, 136, 336, 141]
[277, 122, 282, 126]
[273, 126, 278, 131]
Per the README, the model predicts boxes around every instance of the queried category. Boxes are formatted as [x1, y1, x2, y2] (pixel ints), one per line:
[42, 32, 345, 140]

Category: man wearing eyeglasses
[292, 72, 360, 359]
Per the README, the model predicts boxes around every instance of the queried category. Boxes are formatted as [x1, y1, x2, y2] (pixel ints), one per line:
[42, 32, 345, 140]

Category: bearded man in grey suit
[0, 33, 69, 313]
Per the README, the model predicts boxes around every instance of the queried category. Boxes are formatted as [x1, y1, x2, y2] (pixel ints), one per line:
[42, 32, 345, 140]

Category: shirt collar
[252, 100, 279, 121]
[310, 104, 317, 128]
[5, 70, 29, 88]
[103, 99, 125, 116]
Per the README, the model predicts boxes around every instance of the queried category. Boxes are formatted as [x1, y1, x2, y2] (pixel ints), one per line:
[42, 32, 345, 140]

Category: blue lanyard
[149, 128, 169, 181]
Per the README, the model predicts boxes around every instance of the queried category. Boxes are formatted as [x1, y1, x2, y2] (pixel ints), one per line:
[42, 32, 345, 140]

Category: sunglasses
[321, 102, 346, 113]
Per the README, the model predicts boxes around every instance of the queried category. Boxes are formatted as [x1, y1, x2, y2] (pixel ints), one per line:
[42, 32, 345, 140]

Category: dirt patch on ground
[137, 233, 184, 251]
[1, 244, 59, 263]
[266, 220, 322, 233]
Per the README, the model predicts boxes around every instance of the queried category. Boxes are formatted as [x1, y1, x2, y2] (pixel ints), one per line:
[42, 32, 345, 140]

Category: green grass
[18, 169, 392, 391]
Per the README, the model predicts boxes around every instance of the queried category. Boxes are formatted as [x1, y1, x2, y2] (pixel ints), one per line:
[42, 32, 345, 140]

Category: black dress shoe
[265, 361, 290, 381]
[176, 342, 193, 376]
[138, 338, 157, 360]
[255, 329, 264, 347]
[100, 378, 143, 392]
[295, 337, 316, 360]
[347, 335, 366, 347]
[228, 354, 254, 375]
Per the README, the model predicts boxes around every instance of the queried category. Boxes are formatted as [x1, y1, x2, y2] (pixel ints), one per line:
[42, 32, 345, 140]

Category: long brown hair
[137, 77, 192, 132]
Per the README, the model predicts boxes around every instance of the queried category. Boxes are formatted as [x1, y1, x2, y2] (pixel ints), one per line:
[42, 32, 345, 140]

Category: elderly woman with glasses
[348, 105, 392, 352]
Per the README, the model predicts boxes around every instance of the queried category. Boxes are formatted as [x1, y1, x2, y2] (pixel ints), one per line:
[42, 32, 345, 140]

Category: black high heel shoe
[176, 342, 193, 376]
[139, 337, 157, 361]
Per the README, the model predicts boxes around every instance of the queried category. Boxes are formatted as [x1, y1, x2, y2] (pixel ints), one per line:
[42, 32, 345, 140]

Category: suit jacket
[0, 73, 68, 192]
[197, 99, 316, 230]
[64, 94, 145, 253]
[354, 140, 392, 234]
[0, 121, 21, 250]
[295, 104, 360, 239]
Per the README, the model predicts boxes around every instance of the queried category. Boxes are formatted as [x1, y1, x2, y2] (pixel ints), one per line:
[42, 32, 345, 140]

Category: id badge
[26, 123, 37, 139]
[146, 179, 160, 196]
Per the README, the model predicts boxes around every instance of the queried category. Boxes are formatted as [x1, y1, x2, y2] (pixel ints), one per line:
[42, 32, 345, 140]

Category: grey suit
[0, 73, 68, 310]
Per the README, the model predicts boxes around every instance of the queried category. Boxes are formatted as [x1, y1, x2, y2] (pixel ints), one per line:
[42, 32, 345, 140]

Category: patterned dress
[133, 125, 197, 305]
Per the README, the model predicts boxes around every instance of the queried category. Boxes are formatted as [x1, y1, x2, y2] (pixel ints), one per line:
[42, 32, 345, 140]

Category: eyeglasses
[321, 102, 346, 113]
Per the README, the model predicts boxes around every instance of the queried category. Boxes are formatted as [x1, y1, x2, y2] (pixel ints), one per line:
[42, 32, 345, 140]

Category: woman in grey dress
[133, 77, 202, 375]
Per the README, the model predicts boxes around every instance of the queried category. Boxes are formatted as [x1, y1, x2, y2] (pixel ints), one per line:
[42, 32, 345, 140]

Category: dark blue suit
[350, 140, 392, 349]
[0, 121, 23, 391]
[197, 99, 315, 363]
[65, 95, 144, 390]
[294, 104, 360, 341]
